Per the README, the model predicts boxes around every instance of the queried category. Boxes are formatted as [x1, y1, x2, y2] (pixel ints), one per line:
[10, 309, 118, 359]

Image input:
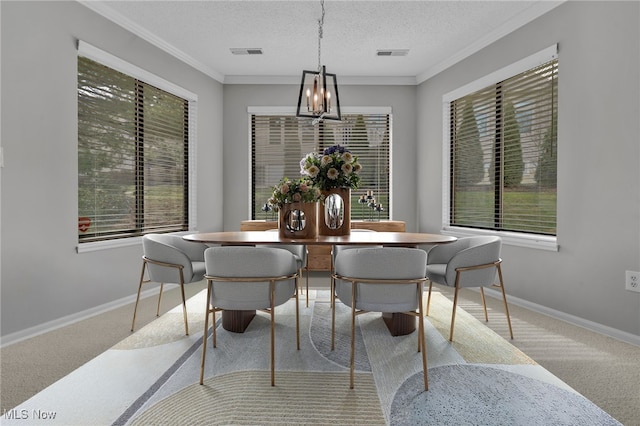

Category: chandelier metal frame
[296, 0, 341, 123]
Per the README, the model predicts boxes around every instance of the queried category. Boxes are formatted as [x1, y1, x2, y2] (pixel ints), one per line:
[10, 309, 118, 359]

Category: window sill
[76, 231, 195, 254]
[441, 226, 558, 252]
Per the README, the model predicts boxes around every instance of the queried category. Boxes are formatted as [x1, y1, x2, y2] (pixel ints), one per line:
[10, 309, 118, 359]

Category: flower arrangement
[300, 144, 362, 191]
[268, 176, 322, 208]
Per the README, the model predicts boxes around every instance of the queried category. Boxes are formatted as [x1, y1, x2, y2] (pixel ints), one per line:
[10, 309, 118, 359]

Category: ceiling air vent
[376, 49, 409, 57]
[230, 48, 263, 55]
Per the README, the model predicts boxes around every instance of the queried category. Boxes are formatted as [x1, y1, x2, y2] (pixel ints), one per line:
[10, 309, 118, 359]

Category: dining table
[183, 230, 457, 335]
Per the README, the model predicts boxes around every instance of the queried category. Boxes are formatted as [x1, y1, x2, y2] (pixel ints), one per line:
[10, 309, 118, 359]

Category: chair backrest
[332, 229, 379, 262]
[142, 234, 206, 284]
[265, 229, 306, 264]
[204, 246, 298, 310]
[429, 236, 501, 288]
[334, 247, 427, 313]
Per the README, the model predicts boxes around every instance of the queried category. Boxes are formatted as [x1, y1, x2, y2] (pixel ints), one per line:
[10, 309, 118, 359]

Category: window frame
[441, 44, 558, 251]
[76, 41, 198, 253]
[248, 106, 393, 221]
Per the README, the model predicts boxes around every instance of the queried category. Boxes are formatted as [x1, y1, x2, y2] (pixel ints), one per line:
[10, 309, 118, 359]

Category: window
[77, 42, 197, 246]
[443, 46, 558, 246]
[250, 108, 391, 221]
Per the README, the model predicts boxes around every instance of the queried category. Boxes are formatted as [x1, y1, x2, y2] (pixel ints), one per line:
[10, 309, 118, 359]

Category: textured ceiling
[83, 1, 563, 84]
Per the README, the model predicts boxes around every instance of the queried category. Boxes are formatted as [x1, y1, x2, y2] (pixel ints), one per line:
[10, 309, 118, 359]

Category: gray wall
[222, 84, 418, 231]
[1, 1, 639, 342]
[0, 1, 224, 337]
[417, 1, 640, 336]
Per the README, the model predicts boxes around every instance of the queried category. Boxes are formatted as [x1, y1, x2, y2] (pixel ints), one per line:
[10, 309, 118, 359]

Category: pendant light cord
[317, 0, 325, 72]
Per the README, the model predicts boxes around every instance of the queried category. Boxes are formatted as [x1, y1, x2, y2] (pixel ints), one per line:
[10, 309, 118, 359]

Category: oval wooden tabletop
[183, 231, 456, 246]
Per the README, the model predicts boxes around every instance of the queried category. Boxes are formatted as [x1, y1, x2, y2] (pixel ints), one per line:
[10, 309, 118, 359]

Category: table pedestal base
[382, 312, 416, 336]
[222, 310, 256, 333]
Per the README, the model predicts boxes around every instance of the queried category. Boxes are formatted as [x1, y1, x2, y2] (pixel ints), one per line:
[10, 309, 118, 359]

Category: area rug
[1, 289, 621, 425]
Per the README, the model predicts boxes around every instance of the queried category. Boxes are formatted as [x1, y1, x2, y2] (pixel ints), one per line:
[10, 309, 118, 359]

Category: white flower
[306, 165, 320, 178]
[327, 168, 339, 180]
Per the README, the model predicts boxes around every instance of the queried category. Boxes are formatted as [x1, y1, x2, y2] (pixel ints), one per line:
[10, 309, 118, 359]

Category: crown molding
[224, 75, 418, 85]
[77, 0, 225, 83]
[416, 1, 564, 83]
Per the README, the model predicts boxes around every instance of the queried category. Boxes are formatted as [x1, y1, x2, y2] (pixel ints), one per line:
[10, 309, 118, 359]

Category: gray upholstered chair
[332, 247, 429, 390]
[264, 229, 309, 306]
[425, 236, 513, 341]
[131, 234, 207, 335]
[330, 229, 380, 309]
[199, 246, 300, 387]
[331, 229, 378, 270]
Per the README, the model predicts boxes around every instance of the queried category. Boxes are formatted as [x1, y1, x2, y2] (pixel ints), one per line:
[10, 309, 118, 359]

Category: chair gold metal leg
[131, 261, 147, 332]
[449, 272, 462, 341]
[350, 281, 357, 389]
[295, 276, 300, 350]
[417, 286, 422, 353]
[497, 264, 514, 339]
[156, 283, 164, 317]
[331, 273, 335, 310]
[179, 270, 189, 335]
[333, 273, 430, 390]
[331, 275, 336, 351]
[305, 248, 309, 307]
[330, 251, 335, 310]
[200, 280, 212, 385]
[135, 257, 188, 333]
[305, 266, 309, 307]
[270, 280, 276, 387]
[480, 287, 488, 322]
[418, 282, 428, 391]
[210, 283, 217, 349]
[426, 281, 433, 316]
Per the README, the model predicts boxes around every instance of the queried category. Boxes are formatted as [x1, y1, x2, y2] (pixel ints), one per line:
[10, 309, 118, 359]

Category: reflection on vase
[278, 202, 317, 239]
[324, 192, 344, 229]
[286, 209, 307, 231]
[319, 188, 351, 236]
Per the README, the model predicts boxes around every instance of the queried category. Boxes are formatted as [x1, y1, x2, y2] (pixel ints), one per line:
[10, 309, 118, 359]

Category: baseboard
[3, 283, 638, 349]
[481, 287, 640, 347]
[0, 284, 175, 348]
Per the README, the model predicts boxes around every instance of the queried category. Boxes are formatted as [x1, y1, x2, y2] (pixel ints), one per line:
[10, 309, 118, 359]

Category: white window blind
[449, 57, 558, 235]
[251, 112, 391, 220]
[78, 56, 190, 243]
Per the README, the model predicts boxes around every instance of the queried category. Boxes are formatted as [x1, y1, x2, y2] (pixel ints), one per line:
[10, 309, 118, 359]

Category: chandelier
[296, 0, 341, 123]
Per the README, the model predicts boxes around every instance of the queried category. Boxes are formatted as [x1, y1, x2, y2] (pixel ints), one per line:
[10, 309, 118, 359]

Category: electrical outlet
[626, 271, 640, 292]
